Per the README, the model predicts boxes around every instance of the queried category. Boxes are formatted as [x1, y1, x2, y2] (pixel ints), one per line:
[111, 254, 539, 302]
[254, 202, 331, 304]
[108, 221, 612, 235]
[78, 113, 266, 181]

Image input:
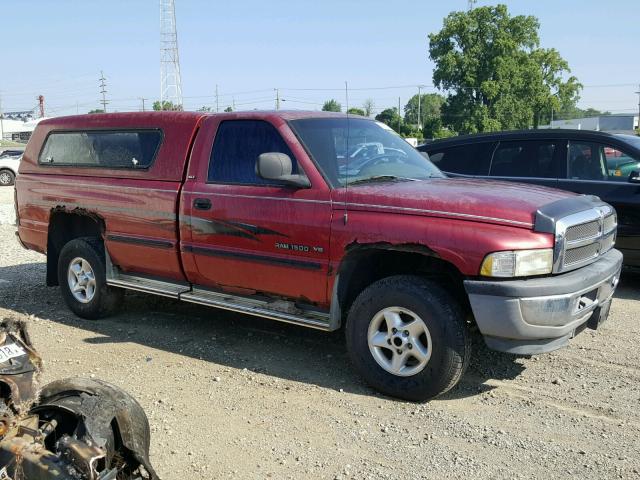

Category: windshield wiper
[347, 175, 419, 186]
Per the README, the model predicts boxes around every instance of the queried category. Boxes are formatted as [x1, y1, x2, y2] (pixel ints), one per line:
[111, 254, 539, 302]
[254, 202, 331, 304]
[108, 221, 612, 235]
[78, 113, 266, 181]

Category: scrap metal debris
[0, 318, 159, 479]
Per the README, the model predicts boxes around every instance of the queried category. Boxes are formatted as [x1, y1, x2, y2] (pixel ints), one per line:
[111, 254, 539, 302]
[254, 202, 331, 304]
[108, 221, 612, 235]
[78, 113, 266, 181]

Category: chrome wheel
[367, 307, 432, 377]
[67, 257, 97, 303]
[0, 171, 12, 185]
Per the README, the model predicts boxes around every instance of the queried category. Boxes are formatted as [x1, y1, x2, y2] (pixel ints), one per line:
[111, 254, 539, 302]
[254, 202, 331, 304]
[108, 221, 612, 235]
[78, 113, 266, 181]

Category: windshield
[289, 117, 444, 187]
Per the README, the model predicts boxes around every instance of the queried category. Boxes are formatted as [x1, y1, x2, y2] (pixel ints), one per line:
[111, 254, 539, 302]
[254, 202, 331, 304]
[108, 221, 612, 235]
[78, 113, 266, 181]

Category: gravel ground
[1, 185, 639, 479]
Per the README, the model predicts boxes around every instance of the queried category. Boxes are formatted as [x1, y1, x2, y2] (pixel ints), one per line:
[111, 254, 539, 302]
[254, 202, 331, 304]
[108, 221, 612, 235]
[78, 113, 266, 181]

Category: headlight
[480, 249, 553, 277]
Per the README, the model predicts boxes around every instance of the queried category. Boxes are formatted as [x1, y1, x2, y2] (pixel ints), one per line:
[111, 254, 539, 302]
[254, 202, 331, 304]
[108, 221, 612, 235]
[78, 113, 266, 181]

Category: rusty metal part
[0, 318, 159, 479]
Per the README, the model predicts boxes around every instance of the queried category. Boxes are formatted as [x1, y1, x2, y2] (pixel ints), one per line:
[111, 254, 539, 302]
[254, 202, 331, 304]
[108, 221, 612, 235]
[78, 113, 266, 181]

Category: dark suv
[418, 130, 640, 267]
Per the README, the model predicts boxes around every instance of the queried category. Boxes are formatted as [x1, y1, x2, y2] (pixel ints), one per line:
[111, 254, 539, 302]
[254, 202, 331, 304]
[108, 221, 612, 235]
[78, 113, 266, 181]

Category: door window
[566, 142, 634, 181]
[602, 146, 640, 180]
[426, 143, 494, 175]
[489, 140, 558, 178]
[208, 120, 298, 185]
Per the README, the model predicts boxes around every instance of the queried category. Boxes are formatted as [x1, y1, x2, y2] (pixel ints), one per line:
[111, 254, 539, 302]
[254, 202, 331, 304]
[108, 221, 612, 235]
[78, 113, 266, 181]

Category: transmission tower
[99, 71, 109, 112]
[160, 0, 183, 110]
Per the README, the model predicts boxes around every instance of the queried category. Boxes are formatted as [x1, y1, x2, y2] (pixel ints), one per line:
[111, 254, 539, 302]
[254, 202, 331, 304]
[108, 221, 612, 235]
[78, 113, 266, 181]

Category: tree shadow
[0, 261, 525, 403]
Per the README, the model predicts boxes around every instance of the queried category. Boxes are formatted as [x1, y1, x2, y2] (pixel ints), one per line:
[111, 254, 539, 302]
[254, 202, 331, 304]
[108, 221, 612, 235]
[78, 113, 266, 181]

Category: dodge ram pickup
[14, 111, 622, 401]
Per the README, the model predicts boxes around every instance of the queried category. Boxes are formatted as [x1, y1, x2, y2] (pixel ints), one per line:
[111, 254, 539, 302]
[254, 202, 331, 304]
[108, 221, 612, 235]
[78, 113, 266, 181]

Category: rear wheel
[0, 169, 15, 186]
[57, 237, 123, 319]
[345, 275, 470, 401]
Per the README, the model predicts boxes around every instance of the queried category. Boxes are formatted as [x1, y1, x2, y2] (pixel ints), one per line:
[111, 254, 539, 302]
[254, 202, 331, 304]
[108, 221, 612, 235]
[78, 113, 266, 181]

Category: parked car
[418, 130, 640, 267]
[0, 149, 25, 158]
[0, 153, 21, 186]
[15, 112, 621, 401]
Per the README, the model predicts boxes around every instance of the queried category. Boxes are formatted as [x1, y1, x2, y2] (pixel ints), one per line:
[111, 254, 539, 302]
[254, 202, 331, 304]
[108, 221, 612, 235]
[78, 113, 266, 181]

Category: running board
[105, 255, 332, 331]
[181, 288, 332, 331]
[107, 273, 190, 299]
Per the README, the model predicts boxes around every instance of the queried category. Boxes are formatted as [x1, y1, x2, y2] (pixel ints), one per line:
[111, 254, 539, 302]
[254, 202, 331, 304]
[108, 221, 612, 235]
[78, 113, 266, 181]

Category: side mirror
[256, 152, 310, 188]
[629, 170, 640, 183]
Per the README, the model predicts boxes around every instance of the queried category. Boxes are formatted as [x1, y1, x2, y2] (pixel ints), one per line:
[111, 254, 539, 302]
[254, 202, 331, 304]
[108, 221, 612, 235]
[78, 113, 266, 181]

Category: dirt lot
[1, 186, 639, 479]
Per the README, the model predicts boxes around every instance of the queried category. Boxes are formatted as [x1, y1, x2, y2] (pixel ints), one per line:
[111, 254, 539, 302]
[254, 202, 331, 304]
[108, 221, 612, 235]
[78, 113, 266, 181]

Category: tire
[345, 275, 470, 401]
[57, 237, 124, 319]
[0, 169, 15, 186]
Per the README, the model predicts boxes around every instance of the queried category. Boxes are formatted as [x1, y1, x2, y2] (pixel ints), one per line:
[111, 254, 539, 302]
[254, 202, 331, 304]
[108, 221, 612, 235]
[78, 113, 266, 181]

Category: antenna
[343, 81, 350, 225]
[99, 71, 109, 112]
[160, 0, 183, 110]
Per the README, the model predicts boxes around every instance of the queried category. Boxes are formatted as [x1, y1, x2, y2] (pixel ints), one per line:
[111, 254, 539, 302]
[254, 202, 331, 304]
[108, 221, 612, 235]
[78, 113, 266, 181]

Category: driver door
[181, 117, 333, 305]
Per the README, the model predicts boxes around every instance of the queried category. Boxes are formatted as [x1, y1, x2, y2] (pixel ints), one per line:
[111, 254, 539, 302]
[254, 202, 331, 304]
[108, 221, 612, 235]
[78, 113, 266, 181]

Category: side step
[107, 273, 190, 299]
[105, 258, 332, 331]
[181, 288, 332, 331]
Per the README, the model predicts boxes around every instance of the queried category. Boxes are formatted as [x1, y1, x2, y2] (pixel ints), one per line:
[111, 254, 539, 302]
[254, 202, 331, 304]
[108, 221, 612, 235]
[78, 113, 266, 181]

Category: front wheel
[57, 237, 123, 319]
[345, 275, 470, 401]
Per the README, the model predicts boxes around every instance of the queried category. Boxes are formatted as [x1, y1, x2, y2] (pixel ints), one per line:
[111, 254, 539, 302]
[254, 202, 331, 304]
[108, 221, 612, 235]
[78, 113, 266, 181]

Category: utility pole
[160, 0, 183, 109]
[215, 84, 219, 113]
[139, 97, 147, 112]
[398, 96, 401, 133]
[99, 71, 109, 112]
[232, 96, 235, 111]
[636, 84, 640, 131]
[38, 95, 45, 117]
[275, 88, 280, 110]
[345, 81, 349, 112]
[417, 85, 422, 130]
[468, 0, 476, 10]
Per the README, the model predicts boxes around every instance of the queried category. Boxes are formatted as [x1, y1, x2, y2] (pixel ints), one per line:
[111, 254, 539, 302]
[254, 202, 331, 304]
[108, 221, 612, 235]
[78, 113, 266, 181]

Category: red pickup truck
[14, 111, 622, 401]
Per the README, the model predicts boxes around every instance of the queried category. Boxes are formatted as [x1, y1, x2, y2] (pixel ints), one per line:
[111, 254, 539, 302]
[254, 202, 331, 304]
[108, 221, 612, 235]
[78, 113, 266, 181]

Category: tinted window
[39, 130, 161, 168]
[567, 142, 639, 182]
[489, 140, 559, 178]
[424, 143, 494, 175]
[208, 120, 298, 184]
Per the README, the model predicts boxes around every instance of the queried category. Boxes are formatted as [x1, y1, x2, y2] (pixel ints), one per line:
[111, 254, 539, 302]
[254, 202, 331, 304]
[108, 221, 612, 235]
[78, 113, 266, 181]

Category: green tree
[322, 99, 342, 112]
[375, 108, 403, 133]
[224, 106, 233, 112]
[197, 106, 212, 112]
[428, 4, 581, 133]
[87, 109, 105, 114]
[404, 93, 445, 126]
[362, 99, 375, 117]
[347, 107, 366, 116]
[153, 100, 183, 111]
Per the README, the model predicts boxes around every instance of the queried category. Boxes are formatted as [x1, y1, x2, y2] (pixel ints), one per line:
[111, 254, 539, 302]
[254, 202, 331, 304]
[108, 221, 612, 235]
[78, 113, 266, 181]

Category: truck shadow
[0, 261, 526, 402]
[614, 268, 640, 301]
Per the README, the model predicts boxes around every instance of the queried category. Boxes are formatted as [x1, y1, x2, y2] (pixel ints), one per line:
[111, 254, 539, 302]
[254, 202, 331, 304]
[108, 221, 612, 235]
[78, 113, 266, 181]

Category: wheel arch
[331, 242, 470, 328]
[46, 208, 106, 286]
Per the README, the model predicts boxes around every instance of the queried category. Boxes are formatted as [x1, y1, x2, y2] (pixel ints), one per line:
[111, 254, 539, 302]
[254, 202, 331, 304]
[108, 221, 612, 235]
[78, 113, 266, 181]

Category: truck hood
[336, 177, 575, 228]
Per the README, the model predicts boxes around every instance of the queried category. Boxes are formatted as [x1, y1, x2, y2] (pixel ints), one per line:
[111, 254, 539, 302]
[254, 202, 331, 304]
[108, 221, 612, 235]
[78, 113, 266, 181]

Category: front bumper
[464, 249, 623, 355]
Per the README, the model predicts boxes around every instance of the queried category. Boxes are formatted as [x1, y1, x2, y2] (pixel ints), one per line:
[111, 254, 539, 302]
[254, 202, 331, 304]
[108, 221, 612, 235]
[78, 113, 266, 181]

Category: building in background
[541, 114, 639, 134]
[0, 117, 47, 143]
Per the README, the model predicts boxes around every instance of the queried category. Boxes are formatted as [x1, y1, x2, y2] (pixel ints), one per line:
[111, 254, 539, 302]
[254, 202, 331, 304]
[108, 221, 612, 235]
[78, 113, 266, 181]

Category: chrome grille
[553, 206, 617, 273]
[564, 243, 600, 266]
[565, 220, 600, 242]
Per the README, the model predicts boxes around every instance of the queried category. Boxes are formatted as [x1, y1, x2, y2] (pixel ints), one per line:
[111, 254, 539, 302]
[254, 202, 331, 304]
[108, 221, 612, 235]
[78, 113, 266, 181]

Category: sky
[1, 0, 639, 118]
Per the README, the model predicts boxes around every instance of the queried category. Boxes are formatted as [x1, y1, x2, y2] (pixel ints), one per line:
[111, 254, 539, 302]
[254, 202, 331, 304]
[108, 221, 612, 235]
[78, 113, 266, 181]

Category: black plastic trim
[106, 234, 174, 249]
[183, 245, 322, 270]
